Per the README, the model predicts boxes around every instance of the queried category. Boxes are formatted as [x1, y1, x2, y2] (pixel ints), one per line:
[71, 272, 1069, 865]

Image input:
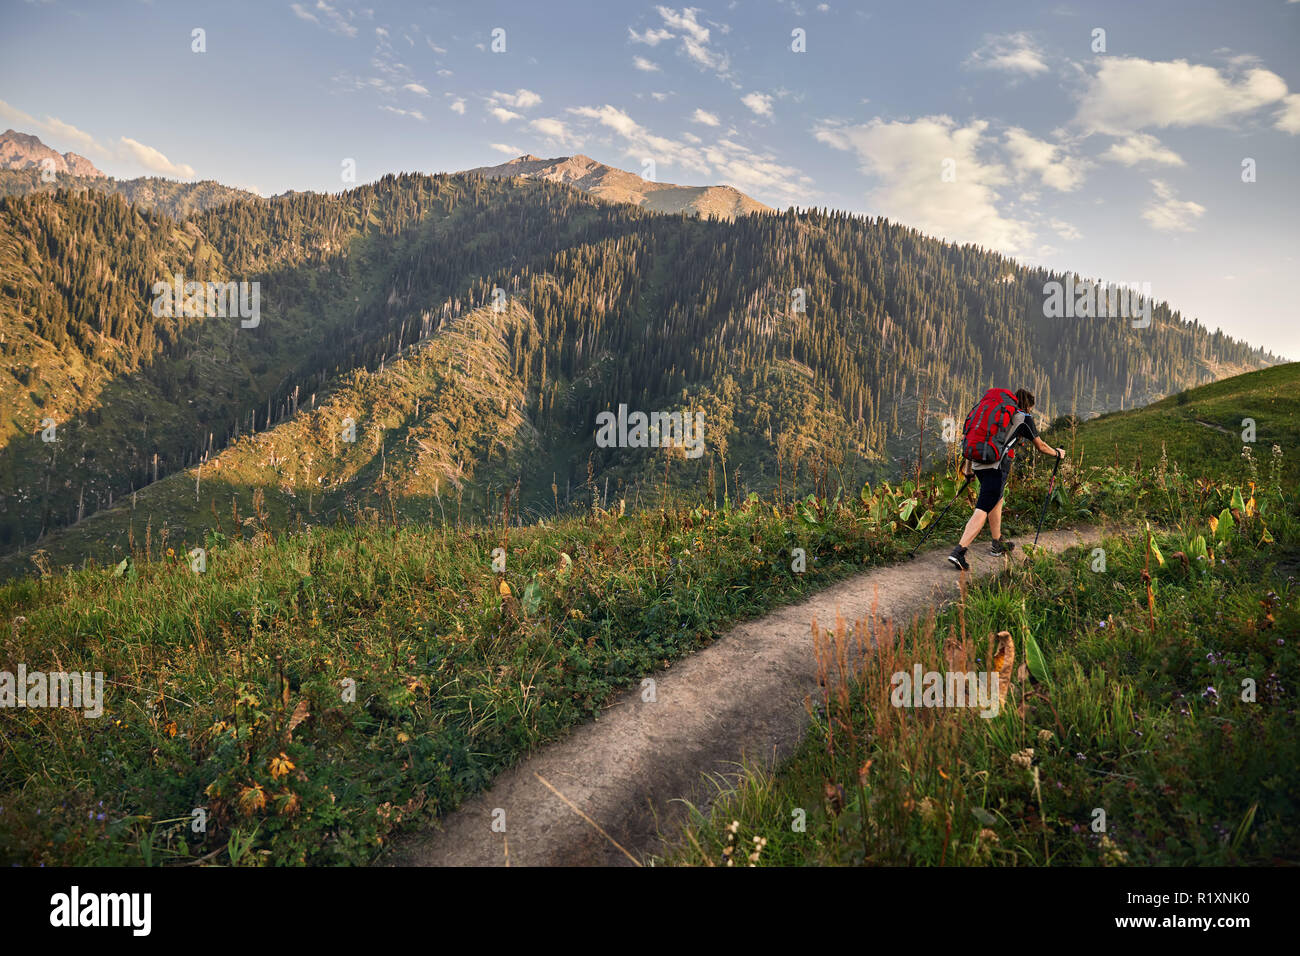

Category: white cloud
[1276, 93, 1300, 134]
[1141, 178, 1205, 232]
[647, 6, 731, 77]
[633, 56, 661, 72]
[965, 32, 1049, 76]
[815, 115, 1034, 255]
[1003, 127, 1089, 191]
[35, 118, 102, 158]
[650, 92, 671, 102]
[692, 108, 720, 126]
[448, 97, 466, 115]
[1100, 132, 1185, 166]
[1075, 57, 1290, 135]
[490, 107, 524, 123]
[380, 105, 426, 121]
[530, 117, 576, 147]
[403, 83, 430, 97]
[289, 1, 360, 38]
[119, 137, 196, 178]
[568, 104, 706, 175]
[491, 89, 542, 110]
[702, 138, 813, 207]
[628, 26, 673, 46]
[490, 143, 522, 155]
[1049, 218, 1083, 241]
[741, 92, 773, 117]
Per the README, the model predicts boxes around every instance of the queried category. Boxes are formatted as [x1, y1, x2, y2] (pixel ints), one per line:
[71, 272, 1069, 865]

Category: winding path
[388, 525, 1102, 867]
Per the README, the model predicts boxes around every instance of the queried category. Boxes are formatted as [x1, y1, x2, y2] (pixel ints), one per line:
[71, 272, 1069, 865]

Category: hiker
[948, 387, 1064, 571]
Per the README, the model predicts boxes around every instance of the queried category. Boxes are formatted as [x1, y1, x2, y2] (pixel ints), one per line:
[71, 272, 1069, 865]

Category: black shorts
[974, 466, 1005, 512]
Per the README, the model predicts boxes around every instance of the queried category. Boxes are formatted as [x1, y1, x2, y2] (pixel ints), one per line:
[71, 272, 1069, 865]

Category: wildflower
[1037, 729, 1054, 745]
[1099, 834, 1128, 865]
[1010, 748, 1035, 769]
[918, 796, 938, 821]
[978, 828, 999, 843]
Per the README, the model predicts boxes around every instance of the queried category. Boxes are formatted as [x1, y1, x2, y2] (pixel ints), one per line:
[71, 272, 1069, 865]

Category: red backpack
[962, 388, 1020, 464]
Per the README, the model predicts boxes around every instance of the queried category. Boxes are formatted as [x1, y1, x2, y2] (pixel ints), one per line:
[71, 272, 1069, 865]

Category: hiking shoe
[990, 537, 1016, 556]
[947, 546, 970, 571]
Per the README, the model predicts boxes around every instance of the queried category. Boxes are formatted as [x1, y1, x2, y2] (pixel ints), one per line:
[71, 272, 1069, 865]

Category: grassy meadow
[1, 363, 1295, 865]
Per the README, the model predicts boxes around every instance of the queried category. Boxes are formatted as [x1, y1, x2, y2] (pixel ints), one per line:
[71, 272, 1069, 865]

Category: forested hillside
[0, 170, 1277, 566]
[0, 168, 262, 220]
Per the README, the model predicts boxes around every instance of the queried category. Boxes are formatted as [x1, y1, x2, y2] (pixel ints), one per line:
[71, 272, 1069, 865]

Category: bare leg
[958, 508, 987, 548]
[988, 498, 1003, 540]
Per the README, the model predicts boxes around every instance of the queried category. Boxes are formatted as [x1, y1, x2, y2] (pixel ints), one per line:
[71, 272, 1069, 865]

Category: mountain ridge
[465, 152, 772, 220]
[0, 128, 103, 178]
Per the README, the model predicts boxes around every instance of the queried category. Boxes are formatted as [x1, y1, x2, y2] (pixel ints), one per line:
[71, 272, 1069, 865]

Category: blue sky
[2, 0, 1298, 357]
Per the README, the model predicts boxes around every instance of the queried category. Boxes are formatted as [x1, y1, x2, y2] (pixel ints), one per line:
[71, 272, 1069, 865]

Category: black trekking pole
[1032, 453, 1063, 548]
[910, 475, 972, 557]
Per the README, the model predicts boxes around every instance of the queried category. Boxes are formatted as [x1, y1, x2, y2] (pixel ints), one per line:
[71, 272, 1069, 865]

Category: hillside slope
[0, 172, 1279, 568]
[1054, 362, 1300, 482]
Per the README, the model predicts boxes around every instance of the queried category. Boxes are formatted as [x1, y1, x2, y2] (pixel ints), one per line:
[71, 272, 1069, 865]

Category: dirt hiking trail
[389, 525, 1102, 867]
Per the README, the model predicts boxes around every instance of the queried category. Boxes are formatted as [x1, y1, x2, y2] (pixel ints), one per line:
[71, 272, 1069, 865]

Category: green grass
[1, 481, 943, 865]
[1057, 362, 1300, 483]
[658, 456, 1299, 865]
[1, 362, 1294, 866]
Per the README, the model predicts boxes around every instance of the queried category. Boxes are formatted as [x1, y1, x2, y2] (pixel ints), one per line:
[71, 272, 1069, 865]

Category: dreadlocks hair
[1014, 388, 1035, 411]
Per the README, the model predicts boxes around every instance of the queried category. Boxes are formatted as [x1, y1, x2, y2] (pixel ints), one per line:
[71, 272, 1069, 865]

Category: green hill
[1055, 361, 1300, 482]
